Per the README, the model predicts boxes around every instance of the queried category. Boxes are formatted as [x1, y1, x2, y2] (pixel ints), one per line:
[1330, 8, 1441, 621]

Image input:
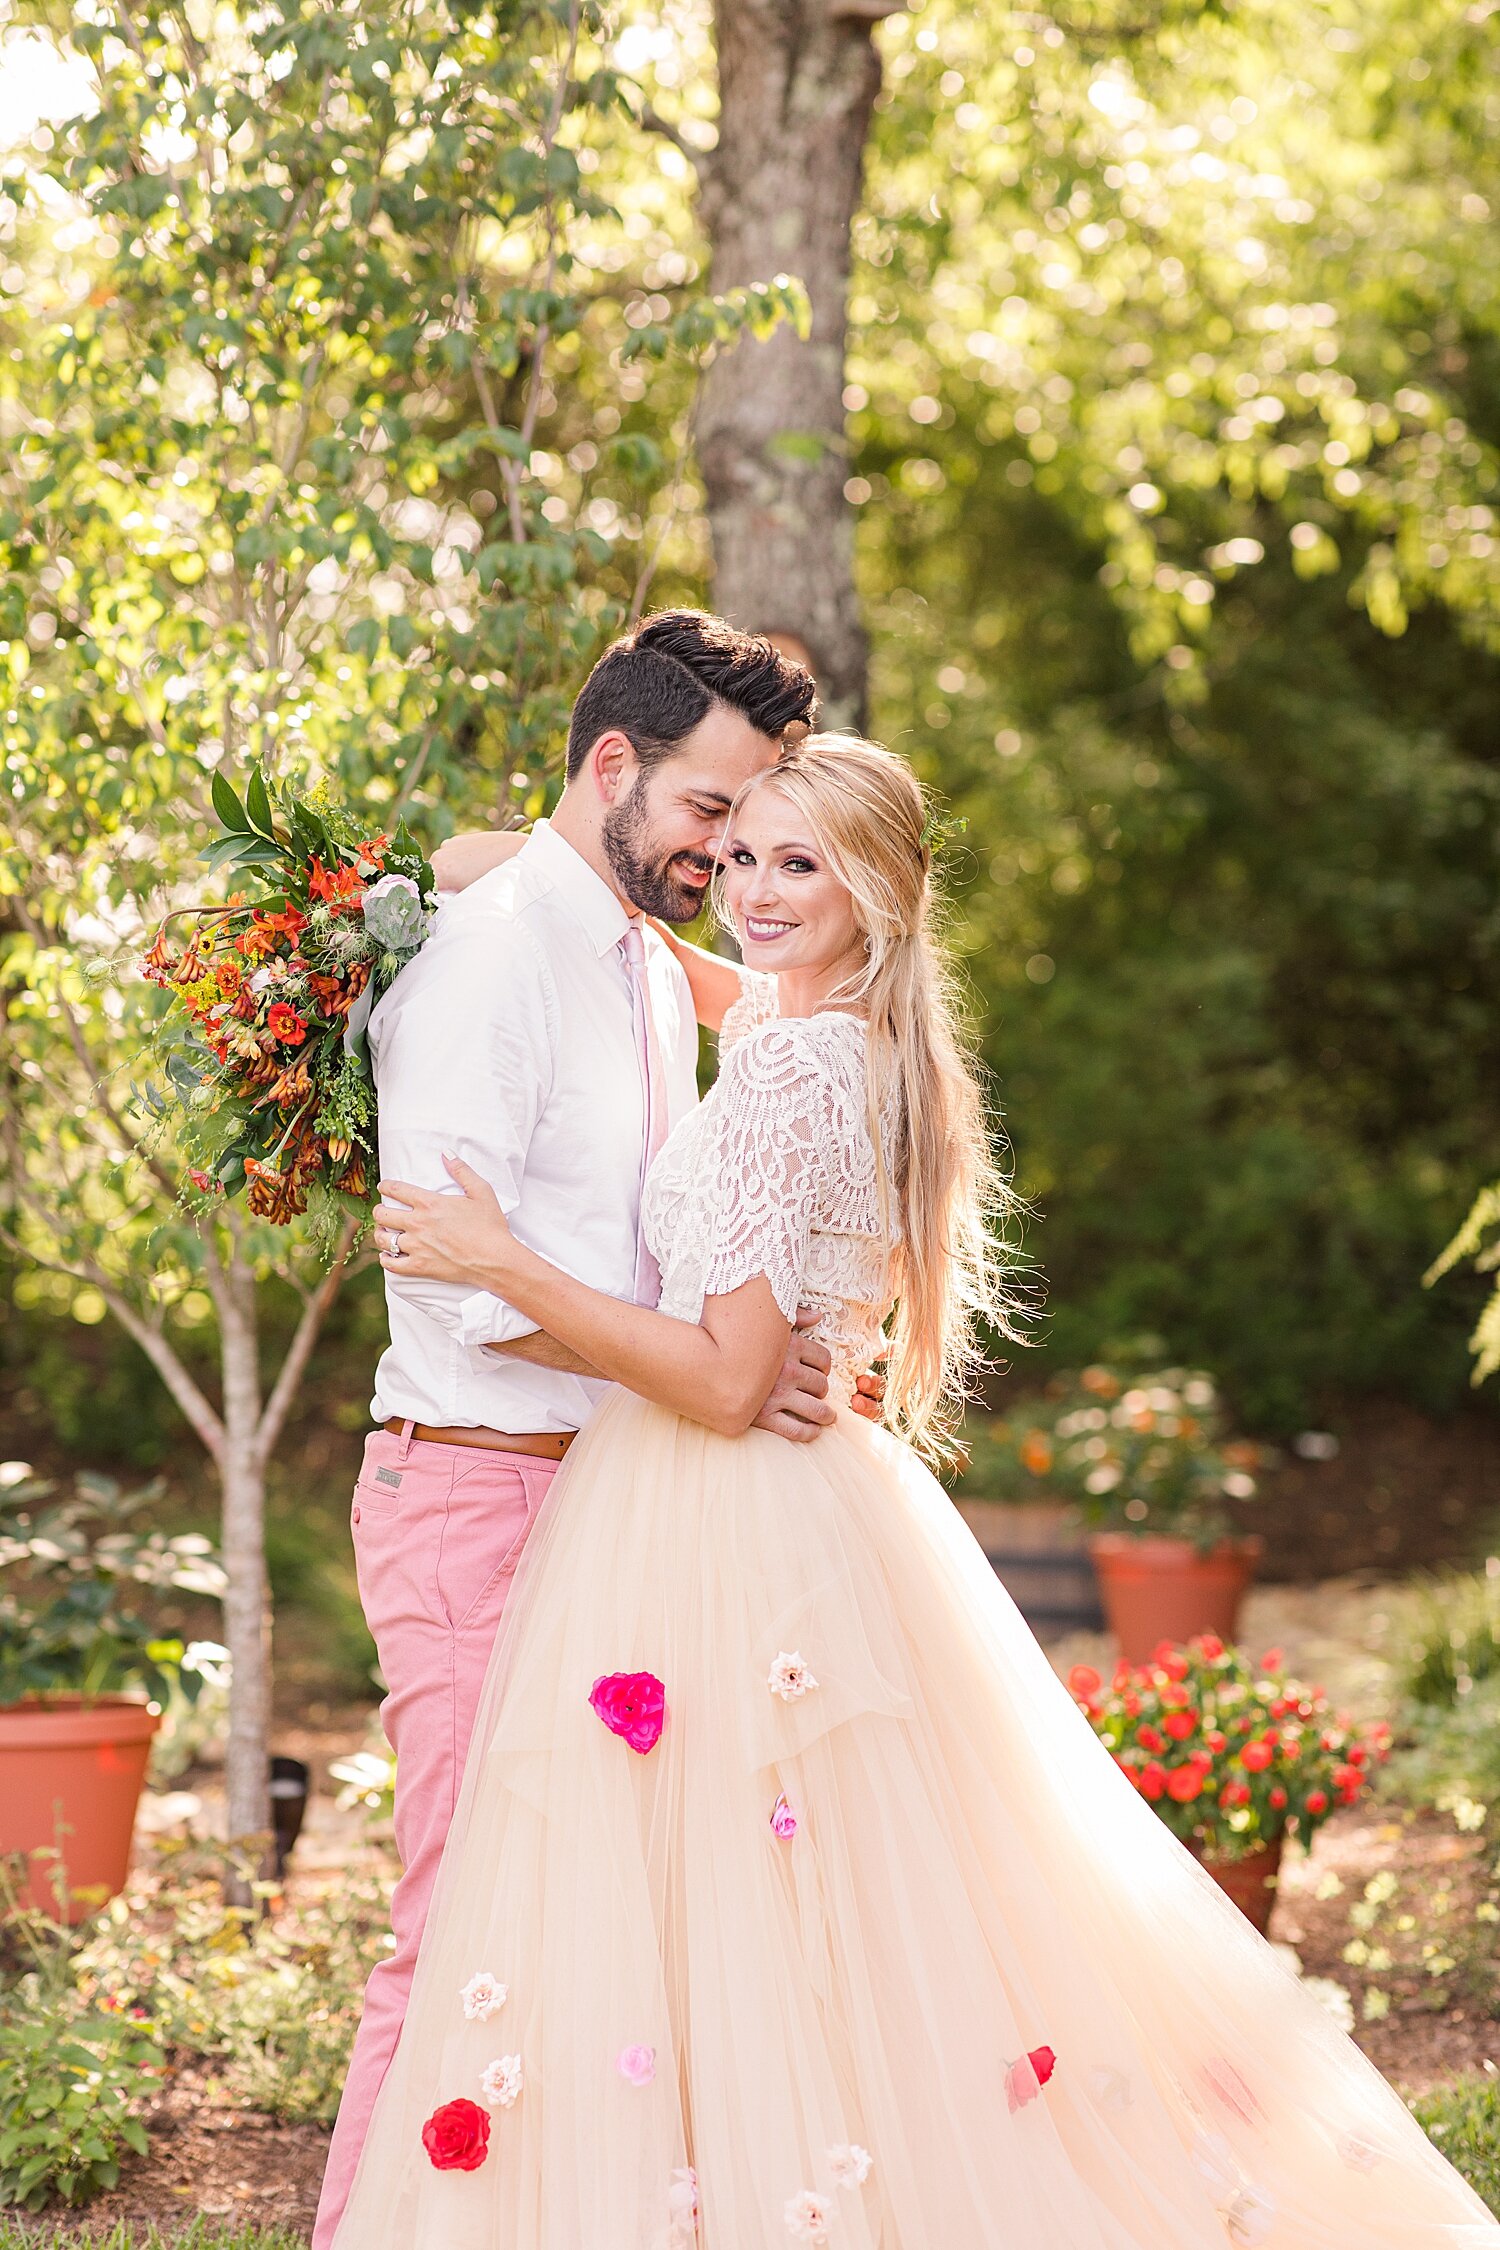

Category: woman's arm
[375, 1160, 791, 1437]
[430, 828, 526, 892]
[430, 835, 743, 1034]
[644, 920, 746, 1035]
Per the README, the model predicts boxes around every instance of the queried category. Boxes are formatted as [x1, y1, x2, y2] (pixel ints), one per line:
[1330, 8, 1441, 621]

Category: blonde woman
[342, 738, 1497, 2250]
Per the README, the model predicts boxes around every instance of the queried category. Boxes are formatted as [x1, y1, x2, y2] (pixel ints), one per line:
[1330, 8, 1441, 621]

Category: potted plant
[0, 1466, 225, 1921]
[1068, 1636, 1390, 1932]
[986, 1363, 1264, 1658]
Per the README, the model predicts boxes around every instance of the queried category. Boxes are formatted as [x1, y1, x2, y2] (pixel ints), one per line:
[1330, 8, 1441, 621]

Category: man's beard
[601, 776, 716, 924]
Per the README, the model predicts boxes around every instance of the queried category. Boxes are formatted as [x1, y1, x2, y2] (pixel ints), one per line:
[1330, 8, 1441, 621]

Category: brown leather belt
[381, 1418, 575, 1461]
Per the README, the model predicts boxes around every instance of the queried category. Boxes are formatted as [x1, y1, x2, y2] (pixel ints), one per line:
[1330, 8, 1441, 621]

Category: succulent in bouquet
[1068, 1635, 1390, 1860]
[142, 767, 435, 1229]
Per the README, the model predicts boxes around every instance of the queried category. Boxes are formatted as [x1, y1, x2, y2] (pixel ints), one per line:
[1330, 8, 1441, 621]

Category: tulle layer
[334, 1394, 1498, 2250]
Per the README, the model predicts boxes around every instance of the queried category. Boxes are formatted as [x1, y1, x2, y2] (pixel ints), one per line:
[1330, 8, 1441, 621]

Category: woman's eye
[729, 847, 755, 867]
[782, 856, 816, 875]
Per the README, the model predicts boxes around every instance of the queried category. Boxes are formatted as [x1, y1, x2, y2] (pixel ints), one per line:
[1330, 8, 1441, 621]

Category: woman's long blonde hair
[726, 734, 1024, 1454]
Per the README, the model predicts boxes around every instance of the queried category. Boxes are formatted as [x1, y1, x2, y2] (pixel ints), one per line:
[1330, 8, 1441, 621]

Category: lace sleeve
[717, 968, 779, 1054]
[698, 1021, 836, 1322]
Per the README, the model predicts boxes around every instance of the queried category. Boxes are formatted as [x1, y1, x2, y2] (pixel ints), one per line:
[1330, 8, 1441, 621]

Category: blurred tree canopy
[2, 0, 1498, 1491]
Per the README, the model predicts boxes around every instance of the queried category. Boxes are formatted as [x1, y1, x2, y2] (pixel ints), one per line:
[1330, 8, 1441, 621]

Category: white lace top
[641, 972, 897, 1386]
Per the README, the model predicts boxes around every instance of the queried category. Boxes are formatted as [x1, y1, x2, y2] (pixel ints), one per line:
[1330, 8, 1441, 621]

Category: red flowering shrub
[422, 2097, 491, 2172]
[1072, 1636, 1390, 1858]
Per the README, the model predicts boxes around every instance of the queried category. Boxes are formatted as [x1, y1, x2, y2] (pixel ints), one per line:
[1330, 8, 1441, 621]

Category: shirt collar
[522, 819, 638, 959]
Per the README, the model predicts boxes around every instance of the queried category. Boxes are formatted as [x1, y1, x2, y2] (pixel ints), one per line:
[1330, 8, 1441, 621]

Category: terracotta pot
[1088, 1532, 1263, 1663]
[1191, 1835, 1285, 1936]
[0, 1695, 161, 1923]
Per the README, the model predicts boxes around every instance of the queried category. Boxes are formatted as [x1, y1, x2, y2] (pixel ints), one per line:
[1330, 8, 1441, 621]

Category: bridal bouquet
[142, 769, 434, 1224]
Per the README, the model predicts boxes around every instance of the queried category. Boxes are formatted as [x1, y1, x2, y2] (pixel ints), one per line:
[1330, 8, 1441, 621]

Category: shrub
[1069, 1636, 1389, 1858]
[957, 1362, 1263, 1551]
[1383, 1569, 1500, 1823]
[1410, 2075, 1500, 2215]
[74, 1848, 392, 2126]
[0, 1884, 163, 2213]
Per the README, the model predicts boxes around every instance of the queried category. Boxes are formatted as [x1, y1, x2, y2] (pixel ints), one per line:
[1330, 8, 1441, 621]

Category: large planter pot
[957, 1498, 1103, 1635]
[1190, 1835, 1284, 1936]
[0, 1696, 161, 1923]
[1089, 1532, 1263, 1663]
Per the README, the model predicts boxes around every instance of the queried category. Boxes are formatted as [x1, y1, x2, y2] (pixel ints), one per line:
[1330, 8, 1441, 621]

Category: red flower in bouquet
[422, 2097, 491, 2172]
[589, 1670, 666, 1754]
[266, 1002, 308, 1046]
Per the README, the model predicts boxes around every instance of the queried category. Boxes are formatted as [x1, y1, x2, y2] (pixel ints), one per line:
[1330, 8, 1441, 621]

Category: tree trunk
[216, 1253, 271, 1900]
[698, 0, 897, 729]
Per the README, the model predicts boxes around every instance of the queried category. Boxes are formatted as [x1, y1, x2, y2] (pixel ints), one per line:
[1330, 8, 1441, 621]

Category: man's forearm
[486, 1330, 604, 1379]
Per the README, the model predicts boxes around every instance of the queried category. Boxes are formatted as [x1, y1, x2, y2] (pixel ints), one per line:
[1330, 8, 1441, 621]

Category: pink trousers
[312, 1426, 560, 2250]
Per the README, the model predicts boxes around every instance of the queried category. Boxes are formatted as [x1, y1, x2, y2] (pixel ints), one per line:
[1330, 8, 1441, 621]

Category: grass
[0, 2227, 305, 2249]
[1410, 2073, 1500, 2216]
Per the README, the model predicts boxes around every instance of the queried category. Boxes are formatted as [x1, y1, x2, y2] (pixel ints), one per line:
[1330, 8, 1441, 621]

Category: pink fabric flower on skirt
[770, 1792, 798, 1839]
[1005, 2044, 1057, 2112]
[589, 1670, 666, 1753]
[617, 2043, 657, 2086]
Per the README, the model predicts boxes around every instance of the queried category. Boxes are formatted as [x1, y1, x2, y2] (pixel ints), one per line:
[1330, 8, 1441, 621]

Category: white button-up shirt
[369, 820, 700, 1434]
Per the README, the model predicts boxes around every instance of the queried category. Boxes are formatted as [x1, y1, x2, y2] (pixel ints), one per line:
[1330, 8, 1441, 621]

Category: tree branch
[11, 899, 183, 1206]
[0, 1213, 226, 1464]
[255, 1214, 361, 1463]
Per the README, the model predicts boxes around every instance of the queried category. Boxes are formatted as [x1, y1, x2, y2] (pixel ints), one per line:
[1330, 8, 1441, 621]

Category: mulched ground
[14, 2079, 329, 2241]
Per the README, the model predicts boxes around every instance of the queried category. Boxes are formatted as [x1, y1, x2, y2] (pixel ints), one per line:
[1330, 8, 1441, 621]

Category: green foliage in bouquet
[142, 772, 435, 1230]
[0, 1468, 224, 1711]
[1068, 1636, 1390, 1860]
[959, 1362, 1262, 1553]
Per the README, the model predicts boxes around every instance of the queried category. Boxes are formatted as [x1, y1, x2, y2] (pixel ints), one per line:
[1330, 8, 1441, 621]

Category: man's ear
[586, 728, 635, 804]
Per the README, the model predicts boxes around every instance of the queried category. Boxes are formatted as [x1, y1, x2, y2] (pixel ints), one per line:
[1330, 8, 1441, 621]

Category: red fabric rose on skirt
[422, 2097, 491, 2171]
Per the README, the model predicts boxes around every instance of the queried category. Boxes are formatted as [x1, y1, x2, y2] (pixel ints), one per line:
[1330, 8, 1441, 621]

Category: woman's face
[720, 786, 865, 987]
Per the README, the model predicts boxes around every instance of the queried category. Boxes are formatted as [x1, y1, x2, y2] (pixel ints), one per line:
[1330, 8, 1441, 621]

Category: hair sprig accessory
[918, 804, 968, 860]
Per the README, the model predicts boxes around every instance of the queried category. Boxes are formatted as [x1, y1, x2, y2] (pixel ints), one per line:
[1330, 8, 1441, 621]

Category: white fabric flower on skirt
[479, 2054, 523, 2109]
[459, 1971, 508, 2021]
[784, 2189, 835, 2240]
[768, 1651, 819, 1701]
[827, 2143, 873, 2188]
[1224, 2184, 1277, 2246]
[668, 2166, 700, 2244]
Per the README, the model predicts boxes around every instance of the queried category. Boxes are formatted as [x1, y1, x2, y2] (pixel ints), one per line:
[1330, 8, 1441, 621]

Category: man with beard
[312, 611, 829, 2250]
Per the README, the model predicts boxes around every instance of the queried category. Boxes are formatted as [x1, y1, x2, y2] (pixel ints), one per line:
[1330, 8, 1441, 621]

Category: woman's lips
[744, 916, 797, 942]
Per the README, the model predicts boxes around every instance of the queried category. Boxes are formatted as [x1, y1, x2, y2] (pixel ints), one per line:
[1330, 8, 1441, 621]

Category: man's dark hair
[564, 609, 817, 780]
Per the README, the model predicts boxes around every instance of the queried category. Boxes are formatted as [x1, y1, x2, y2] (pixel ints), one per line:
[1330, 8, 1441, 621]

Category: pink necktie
[620, 922, 669, 1306]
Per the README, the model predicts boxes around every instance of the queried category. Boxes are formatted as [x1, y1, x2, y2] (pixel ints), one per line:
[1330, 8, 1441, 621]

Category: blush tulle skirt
[332, 1394, 1498, 2250]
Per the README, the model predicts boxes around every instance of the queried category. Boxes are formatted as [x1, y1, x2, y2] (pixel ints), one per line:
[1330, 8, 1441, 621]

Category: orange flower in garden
[1068, 1665, 1103, 1702]
[1080, 1366, 1119, 1398]
[267, 1002, 308, 1046]
[1240, 1738, 1273, 1773]
[1138, 1761, 1167, 1800]
[263, 903, 307, 943]
[1163, 1710, 1196, 1741]
[1166, 1767, 1203, 1803]
[1020, 1430, 1054, 1476]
